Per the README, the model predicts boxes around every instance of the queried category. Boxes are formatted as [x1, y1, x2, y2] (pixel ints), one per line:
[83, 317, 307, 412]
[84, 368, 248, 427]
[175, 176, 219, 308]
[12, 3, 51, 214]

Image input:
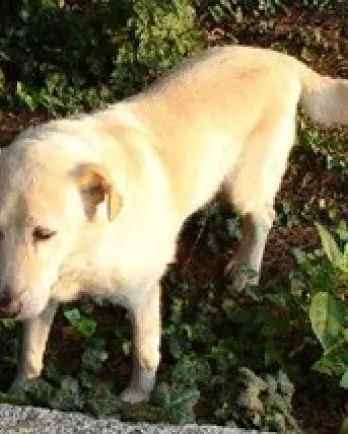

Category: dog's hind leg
[10, 301, 58, 392]
[223, 109, 297, 292]
[225, 206, 275, 292]
[121, 282, 161, 404]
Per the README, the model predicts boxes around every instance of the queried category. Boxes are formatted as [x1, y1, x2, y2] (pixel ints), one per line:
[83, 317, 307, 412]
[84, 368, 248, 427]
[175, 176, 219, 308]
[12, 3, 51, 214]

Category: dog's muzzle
[0, 286, 22, 318]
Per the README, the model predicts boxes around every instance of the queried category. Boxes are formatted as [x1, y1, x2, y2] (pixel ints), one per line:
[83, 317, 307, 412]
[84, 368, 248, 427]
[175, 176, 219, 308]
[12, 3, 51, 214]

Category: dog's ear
[73, 163, 122, 221]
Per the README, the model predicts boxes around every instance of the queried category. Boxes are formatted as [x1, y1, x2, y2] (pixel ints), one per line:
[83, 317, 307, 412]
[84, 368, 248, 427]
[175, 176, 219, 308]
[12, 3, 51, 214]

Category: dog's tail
[297, 60, 348, 126]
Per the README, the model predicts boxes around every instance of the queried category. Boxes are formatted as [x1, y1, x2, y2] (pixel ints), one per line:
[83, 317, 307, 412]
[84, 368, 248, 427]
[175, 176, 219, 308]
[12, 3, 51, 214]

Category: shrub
[0, 0, 203, 113]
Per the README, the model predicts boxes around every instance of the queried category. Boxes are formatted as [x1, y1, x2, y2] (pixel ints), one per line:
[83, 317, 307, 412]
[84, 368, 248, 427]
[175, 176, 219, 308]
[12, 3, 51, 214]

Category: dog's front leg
[121, 283, 161, 404]
[10, 300, 58, 392]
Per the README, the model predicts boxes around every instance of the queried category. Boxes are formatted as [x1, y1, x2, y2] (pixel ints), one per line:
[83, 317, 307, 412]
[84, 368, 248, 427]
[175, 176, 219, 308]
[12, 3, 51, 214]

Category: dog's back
[120, 46, 347, 217]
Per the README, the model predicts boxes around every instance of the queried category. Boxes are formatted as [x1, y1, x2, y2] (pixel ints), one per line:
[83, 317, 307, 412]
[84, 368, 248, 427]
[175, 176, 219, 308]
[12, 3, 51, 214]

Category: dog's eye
[0, 230, 3, 241]
[33, 226, 56, 242]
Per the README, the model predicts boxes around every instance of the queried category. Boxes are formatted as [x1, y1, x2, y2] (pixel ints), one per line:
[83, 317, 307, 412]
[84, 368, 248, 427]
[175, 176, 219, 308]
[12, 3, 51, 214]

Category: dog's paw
[120, 386, 150, 404]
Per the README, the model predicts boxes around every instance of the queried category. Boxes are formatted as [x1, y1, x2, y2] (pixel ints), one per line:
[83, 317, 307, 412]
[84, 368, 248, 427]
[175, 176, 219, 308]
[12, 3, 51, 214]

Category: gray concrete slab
[0, 404, 261, 434]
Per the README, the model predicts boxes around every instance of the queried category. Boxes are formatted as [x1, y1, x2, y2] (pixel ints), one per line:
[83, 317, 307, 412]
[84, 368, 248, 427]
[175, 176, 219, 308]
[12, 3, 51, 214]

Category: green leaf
[16, 378, 54, 405]
[309, 292, 344, 349]
[64, 308, 97, 338]
[340, 370, 348, 389]
[152, 382, 200, 425]
[312, 353, 347, 377]
[0, 318, 16, 329]
[81, 346, 108, 374]
[152, 382, 171, 408]
[79, 370, 96, 390]
[315, 223, 342, 268]
[87, 383, 122, 417]
[15, 82, 37, 111]
[340, 417, 348, 434]
[167, 387, 200, 425]
[171, 356, 212, 387]
[49, 376, 84, 411]
[0, 391, 29, 406]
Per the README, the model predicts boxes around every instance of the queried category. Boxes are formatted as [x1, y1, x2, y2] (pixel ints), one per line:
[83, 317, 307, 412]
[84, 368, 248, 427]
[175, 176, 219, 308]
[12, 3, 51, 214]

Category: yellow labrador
[0, 46, 347, 403]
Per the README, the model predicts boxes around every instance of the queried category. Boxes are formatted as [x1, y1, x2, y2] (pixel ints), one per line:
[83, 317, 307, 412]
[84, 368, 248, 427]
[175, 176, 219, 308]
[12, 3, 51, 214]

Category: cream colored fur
[0, 45, 347, 403]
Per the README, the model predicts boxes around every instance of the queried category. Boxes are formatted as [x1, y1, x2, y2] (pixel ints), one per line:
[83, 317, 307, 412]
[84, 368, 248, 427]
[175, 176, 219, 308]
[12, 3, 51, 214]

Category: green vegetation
[0, 0, 203, 113]
[0, 1, 348, 432]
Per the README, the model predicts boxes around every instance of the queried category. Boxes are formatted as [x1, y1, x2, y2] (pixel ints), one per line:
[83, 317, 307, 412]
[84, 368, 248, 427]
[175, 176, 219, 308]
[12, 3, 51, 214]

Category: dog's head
[0, 133, 122, 320]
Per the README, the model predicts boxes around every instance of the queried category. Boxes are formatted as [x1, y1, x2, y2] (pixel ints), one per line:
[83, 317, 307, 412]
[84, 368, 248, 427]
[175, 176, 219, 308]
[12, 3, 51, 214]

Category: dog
[0, 45, 347, 404]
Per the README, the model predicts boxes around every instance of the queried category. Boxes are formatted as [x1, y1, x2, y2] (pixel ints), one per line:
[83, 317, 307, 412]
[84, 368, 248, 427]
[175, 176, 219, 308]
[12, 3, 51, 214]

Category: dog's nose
[0, 286, 21, 318]
[0, 286, 11, 309]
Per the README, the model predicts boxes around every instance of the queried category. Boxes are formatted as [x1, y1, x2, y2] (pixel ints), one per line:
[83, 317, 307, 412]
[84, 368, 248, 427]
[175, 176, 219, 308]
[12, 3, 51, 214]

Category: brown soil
[0, 110, 48, 147]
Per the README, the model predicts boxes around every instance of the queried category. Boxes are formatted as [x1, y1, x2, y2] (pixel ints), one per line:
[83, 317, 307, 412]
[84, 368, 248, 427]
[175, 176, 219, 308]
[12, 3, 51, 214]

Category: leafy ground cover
[1, 1, 348, 433]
